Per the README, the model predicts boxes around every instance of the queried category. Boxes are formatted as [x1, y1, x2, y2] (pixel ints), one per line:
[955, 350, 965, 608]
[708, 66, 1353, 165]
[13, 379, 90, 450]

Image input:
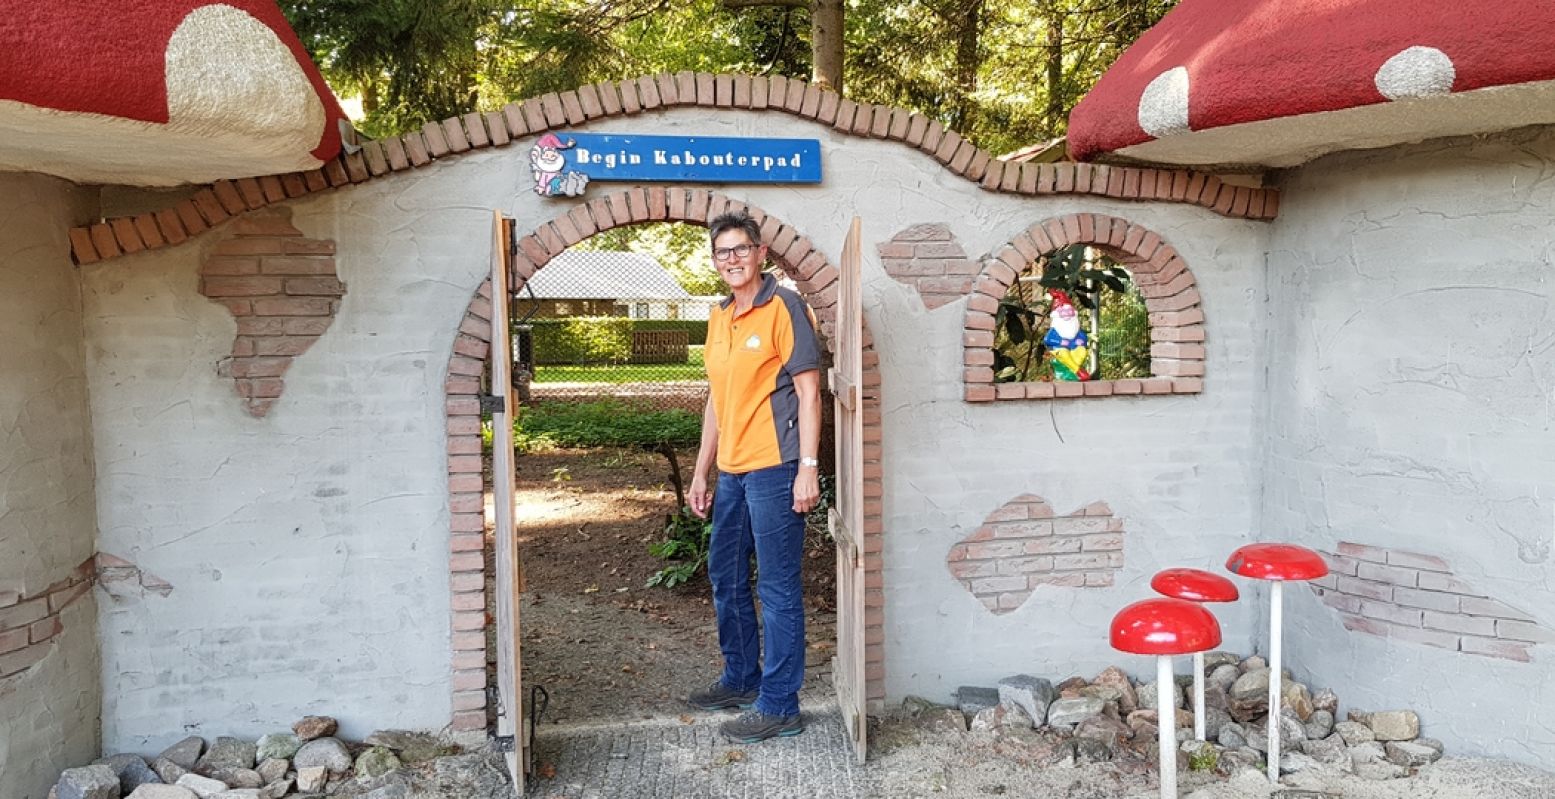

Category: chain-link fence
[512, 248, 713, 413]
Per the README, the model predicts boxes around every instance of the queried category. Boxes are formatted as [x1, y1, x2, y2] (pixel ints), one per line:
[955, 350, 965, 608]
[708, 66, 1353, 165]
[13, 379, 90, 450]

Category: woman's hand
[792, 468, 820, 515]
[689, 472, 713, 519]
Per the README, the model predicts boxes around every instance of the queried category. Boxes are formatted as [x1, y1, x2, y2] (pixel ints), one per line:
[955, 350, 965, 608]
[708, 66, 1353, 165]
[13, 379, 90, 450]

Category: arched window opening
[993, 244, 1150, 384]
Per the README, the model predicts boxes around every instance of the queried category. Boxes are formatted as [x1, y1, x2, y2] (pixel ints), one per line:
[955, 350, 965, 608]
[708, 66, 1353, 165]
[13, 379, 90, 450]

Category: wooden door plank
[831, 216, 868, 764]
[488, 211, 525, 792]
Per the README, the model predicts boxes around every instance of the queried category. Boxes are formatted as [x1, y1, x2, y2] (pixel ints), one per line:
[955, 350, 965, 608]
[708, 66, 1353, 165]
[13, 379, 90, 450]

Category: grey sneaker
[719, 709, 804, 743]
[688, 681, 758, 711]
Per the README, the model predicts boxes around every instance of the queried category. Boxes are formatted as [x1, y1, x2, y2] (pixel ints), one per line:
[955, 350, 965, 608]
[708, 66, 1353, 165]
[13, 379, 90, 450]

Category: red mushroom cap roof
[1110, 598, 1222, 656]
[0, 2, 347, 184]
[1226, 543, 1330, 582]
[1151, 568, 1240, 603]
[1068, 0, 1555, 166]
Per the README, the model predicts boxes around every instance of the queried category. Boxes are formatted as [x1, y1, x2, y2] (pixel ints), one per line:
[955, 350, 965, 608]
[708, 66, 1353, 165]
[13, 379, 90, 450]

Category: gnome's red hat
[536, 132, 566, 149]
[1048, 289, 1074, 307]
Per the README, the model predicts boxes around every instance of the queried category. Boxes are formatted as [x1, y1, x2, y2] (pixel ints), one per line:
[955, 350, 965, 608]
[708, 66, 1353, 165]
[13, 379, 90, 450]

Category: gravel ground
[515, 694, 1555, 799]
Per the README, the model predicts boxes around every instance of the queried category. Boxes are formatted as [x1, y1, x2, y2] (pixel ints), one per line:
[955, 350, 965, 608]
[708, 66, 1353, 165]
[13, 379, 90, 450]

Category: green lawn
[532, 363, 706, 383]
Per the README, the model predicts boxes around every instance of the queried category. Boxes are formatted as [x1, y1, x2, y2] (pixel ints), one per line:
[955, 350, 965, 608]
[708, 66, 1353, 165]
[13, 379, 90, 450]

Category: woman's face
[713, 229, 765, 293]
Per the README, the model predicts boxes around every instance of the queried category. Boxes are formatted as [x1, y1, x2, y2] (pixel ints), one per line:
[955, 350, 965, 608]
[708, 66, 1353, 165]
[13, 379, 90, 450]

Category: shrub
[526, 319, 709, 365]
[647, 508, 712, 588]
[514, 400, 702, 452]
[528, 317, 633, 365]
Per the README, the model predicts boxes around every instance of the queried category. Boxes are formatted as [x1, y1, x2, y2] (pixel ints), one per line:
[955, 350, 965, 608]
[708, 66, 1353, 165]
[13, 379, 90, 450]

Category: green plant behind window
[993, 245, 1148, 382]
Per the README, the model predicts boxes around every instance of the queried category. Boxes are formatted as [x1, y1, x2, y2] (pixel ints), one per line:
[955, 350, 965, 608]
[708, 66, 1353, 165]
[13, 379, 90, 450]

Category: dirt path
[507, 447, 837, 727]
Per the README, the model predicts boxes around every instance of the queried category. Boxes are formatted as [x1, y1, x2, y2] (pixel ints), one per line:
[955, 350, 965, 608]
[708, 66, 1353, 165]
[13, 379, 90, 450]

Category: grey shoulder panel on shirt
[776, 286, 821, 373]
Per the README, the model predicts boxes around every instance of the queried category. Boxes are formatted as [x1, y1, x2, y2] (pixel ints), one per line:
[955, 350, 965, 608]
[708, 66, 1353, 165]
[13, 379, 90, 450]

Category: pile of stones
[912, 652, 1444, 781]
[49, 715, 466, 799]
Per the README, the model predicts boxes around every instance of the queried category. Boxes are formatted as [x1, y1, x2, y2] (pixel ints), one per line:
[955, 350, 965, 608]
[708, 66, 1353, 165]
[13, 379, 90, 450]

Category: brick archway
[440, 188, 886, 730]
[962, 213, 1207, 401]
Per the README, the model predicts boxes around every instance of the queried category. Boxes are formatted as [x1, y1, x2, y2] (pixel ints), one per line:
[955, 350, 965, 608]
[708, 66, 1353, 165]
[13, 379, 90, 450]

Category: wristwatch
[799, 456, 820, 468]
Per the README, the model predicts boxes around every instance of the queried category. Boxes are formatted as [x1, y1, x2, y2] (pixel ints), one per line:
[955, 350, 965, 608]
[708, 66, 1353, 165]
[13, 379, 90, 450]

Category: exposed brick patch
[1312, 542, 1551, 663]
[67, 72, 1278, 265]
[878, 224, 979, 309]
[447, 189, 889, 722]
[0, 557, 96, 681]
[200, 211, 344, 417]
[962, 213, 1206, 402]
[947, 495, 1124, 615]
[94, 552, 175, 599]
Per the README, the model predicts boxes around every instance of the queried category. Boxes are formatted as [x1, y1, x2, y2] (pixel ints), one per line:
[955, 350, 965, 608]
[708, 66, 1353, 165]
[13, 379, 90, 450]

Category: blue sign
[528, 132, 820, 197]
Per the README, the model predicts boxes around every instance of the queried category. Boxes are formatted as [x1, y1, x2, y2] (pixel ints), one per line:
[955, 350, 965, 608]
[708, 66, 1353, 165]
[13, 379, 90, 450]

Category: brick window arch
[963, 213, 1205, 401]
[441, 188, 887, 730]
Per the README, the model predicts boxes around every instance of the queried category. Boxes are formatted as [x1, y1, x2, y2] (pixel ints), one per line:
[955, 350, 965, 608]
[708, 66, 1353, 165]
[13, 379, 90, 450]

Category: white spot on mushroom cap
[1375, 46, 1456, 101]
[166, 4, 325, 141]
[1138, 66, 1191, 139]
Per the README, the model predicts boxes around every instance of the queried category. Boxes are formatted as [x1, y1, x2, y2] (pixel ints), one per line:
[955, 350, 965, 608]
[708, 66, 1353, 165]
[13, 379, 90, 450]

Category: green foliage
[529, 317, 632, 365]
[283, 0, 1179, 155]
[634, 321, 711, 347]
[514, 400, 702, 452]
[646, 507, 713, 589]
[845, 0, 1179, 154]
[527, 318, 709, 365]
[804, 472, 836, 542]
[993, 245, 1149, 382]
[1096, 287, 1149, 381]
[280, 0, 504, 138]
[532, 362, 705, 383]
[575, 223, 725, 296]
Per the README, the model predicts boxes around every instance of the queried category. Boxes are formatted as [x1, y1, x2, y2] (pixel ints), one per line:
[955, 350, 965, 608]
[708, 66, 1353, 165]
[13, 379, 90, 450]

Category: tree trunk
[811, 0, 844, 93]
[1043, 4, 1065, 134]
[951, 0, 983, 132]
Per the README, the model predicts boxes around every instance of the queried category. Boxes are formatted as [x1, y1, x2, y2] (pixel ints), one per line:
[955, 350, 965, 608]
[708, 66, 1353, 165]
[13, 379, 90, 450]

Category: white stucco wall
[0, 174, 102, 799]
[874, 206, 1268, 700]
[86, 107, 1270, 748]
[1264, 128, 1555, 764]
[82, 191, 479, 751]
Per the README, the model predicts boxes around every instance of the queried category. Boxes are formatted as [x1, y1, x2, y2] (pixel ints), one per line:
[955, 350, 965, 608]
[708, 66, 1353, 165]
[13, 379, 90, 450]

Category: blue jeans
[709, 461, 806, 717]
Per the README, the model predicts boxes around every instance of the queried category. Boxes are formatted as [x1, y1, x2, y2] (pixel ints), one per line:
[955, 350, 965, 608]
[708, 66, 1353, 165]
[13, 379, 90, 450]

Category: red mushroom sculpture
[1225, 543, 1329, 783]
[1068, 0, 1555, 168]
[1151, 568, 1239, 741]
[1, 2, 348, 185]
[1111, 598, 1222, 799]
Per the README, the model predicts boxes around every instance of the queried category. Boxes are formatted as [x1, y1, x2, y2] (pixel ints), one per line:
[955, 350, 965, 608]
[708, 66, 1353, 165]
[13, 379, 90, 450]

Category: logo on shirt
[744, 334, 762, 350]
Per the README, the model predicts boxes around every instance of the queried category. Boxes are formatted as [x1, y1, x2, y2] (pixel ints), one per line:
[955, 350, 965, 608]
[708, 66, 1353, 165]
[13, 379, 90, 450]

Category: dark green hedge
[634, 320, 709, 345]
[522, 318, 709, 365]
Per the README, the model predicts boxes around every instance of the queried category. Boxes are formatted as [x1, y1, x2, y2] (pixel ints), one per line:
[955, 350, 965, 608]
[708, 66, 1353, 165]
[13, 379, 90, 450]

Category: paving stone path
[527, 699, 866, 799]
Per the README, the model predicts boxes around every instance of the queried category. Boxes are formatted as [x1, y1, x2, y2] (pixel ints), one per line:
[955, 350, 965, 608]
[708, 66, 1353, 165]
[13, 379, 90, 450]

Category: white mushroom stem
[1158, 655, 1176, 799]
[1193, 650, 1206, 740]
[1267, 581, 1284, 783]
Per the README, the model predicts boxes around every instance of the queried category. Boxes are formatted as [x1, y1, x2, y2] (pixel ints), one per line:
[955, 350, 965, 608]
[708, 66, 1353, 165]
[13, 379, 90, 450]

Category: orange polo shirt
[705, 273, 821, 474]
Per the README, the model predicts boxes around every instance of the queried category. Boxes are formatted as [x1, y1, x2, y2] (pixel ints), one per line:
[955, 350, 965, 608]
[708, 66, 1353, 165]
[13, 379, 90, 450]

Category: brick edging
[68, 72, 1279, 265]
[442, 188, 887, 730]
[963, 212, 1206, 402]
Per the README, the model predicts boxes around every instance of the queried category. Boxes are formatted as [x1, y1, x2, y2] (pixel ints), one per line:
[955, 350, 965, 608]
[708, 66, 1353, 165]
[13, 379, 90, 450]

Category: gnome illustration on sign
[1043, 289, 1091, 381]
[530, 133, 590, 197]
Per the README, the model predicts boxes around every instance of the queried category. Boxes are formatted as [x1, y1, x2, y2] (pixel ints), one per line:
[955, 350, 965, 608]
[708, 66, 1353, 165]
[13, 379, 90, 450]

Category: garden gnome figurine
[1044, 290, 1090, 381]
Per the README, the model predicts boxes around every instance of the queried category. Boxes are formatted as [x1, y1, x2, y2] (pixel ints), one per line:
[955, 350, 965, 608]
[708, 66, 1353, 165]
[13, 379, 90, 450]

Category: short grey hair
[708, 211, 761, 246]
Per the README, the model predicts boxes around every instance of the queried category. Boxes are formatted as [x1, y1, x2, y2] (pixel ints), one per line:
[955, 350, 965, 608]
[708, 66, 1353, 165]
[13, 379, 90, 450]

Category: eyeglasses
[712, 244, 757, 262]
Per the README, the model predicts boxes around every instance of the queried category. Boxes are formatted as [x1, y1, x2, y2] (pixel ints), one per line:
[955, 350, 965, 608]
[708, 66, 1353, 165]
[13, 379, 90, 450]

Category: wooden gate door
[828, 217, 867, 763]
[488, 211, 525, 792]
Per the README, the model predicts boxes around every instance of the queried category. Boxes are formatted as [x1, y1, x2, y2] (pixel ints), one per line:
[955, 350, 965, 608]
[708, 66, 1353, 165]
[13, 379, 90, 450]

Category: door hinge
[491, 735, 516, 752]
[480, 394, 506, 414]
